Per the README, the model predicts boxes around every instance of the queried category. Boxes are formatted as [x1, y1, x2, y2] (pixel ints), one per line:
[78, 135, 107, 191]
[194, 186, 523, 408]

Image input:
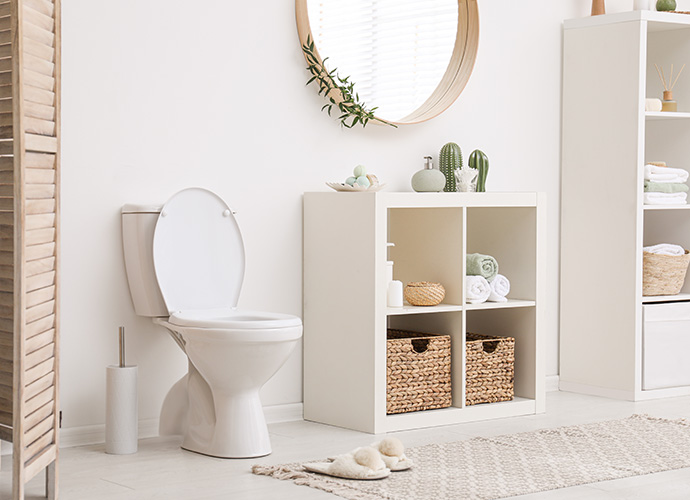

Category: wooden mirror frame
[295, 0, 479, 126]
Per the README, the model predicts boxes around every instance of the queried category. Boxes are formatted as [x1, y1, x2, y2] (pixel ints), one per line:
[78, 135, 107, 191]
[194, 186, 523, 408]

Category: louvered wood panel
[25, 213, 54, 230]
[1, 0, 60, 498]
[24, 370, 51, 399]
[25, 284, 52, 307]
[23, 410, 50, 444]
[24, 399, 50, 428]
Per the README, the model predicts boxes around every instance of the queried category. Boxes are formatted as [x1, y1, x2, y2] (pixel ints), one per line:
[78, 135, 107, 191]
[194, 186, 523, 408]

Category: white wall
[59, 0, 653, 430]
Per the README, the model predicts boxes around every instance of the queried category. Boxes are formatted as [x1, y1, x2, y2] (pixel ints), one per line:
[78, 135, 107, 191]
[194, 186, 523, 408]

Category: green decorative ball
[345, 176, 357, 186]
[355, 175, 370, 188]
[656, 0, 676, 11]
[353, 165, 367, 177]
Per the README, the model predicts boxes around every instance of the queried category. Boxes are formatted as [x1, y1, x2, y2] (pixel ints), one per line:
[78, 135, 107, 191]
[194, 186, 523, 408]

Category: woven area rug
[252, 414, 690, 500]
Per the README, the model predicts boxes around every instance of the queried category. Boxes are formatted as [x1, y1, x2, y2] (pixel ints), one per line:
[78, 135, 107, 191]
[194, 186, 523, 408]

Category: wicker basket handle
[482, 341, 499, 354]
[411, 339, 430, 354]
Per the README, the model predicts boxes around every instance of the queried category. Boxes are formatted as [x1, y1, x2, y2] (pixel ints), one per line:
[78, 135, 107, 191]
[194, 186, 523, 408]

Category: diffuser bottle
[655, 63, 684, 112]
[411, 156, 446, 192]
[662, 90, 677, 112]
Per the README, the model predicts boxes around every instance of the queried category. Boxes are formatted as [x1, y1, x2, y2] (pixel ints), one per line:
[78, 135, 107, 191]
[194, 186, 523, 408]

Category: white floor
[3, 391, 690, 499]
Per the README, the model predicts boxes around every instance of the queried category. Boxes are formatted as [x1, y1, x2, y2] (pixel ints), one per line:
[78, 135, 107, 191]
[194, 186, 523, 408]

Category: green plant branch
[302, 35, 397, 129]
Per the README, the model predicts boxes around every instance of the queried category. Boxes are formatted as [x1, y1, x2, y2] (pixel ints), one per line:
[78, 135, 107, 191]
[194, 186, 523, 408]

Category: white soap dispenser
[386, 242, 403, 307]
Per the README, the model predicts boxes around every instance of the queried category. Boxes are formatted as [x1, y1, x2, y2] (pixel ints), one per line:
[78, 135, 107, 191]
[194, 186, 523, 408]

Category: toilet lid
[152, 188, 245, 313]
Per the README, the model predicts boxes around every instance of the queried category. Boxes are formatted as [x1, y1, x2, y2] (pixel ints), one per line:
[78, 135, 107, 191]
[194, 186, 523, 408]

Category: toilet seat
[169, 308, 302, 330]
[152, 188, 245, 313]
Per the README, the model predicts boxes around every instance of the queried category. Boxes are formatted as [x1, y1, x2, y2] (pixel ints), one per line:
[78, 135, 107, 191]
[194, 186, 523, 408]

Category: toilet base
[154, 318, 301, 459]
[182, 388, 272, 459]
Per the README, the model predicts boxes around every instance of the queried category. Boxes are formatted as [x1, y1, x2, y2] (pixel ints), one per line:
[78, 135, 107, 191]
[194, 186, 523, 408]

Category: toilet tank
[121, 204, 168, 317]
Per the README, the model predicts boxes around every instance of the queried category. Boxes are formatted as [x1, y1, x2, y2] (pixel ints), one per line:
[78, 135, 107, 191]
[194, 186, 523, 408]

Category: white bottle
[388, 280, 403, 308]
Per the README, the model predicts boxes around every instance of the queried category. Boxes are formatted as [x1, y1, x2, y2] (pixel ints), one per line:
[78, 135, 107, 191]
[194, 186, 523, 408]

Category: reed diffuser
[655, 63, 685, 112]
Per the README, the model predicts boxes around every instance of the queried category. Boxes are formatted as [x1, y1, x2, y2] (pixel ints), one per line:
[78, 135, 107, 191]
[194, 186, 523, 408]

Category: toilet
[121, 187, 302, 458]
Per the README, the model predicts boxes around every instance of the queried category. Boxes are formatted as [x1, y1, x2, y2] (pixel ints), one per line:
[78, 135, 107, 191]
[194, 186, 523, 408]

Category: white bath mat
[252, 414, 690, 500]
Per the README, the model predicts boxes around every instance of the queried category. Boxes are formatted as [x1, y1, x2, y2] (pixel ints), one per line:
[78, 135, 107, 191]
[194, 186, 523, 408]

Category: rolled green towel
[466, 253, 498, 282]
[644, 180, 689, 193]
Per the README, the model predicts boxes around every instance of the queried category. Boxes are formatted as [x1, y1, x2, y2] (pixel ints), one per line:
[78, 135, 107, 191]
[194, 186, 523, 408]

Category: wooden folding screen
[0, 0, 60, 498]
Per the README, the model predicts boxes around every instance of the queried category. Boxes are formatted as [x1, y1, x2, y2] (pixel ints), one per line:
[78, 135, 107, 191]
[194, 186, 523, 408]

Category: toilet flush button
[223, 210, 231, 217]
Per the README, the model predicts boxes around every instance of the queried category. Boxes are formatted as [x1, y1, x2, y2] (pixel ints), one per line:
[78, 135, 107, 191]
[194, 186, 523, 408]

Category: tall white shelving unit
[561, 11, 690, 400]
[303, 192, 545, 433]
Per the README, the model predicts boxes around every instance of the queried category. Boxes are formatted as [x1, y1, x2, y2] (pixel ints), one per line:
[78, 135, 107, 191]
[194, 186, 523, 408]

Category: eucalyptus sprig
[302, 35, 397, 129]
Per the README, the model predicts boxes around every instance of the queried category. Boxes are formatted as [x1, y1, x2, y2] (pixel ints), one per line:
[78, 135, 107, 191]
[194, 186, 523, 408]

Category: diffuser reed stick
[655, 63, 685, 91]
[671, 65, 686, 90]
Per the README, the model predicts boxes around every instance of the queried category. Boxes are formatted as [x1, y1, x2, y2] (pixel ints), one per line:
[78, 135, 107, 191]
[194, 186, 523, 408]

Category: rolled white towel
[466, 275, 491, 304]
[644, 164, 689, 184]
[488, 274, 510, 303]
[643, 192, 687, 205]
[643, 243, 686, 256]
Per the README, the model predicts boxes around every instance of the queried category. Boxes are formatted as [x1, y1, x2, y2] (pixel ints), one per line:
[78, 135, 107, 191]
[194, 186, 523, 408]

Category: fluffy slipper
[371, 437, 413, 471]
[304, 446, 391, 480]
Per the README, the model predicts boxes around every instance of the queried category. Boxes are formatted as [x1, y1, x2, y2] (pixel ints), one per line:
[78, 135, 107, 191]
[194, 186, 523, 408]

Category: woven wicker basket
[403, 282, 445, 306]
[466, 333, 514, 406]
[387, 329, 452, 414]
[642, 250, 690, 296]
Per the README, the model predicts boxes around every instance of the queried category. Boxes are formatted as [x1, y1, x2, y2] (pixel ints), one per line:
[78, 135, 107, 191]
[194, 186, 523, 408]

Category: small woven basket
[403, 282, 445, 306]
[642, 250, 690, 296]
[387, 329, 452, 414]
[466, 333, 514, 406]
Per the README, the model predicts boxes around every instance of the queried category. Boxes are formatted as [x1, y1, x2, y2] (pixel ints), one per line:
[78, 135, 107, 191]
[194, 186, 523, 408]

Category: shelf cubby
[389, 207, 463, 305]
[467, 307, 538, 402]
[467, 206, 537, 304]
[303, 192, 545, 433]
[643, 209, 690, 297]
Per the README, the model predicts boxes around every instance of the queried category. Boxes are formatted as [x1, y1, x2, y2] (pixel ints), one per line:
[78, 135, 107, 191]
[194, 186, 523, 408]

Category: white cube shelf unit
[561, 11, 690, 400]
[303, 192, 546, 433]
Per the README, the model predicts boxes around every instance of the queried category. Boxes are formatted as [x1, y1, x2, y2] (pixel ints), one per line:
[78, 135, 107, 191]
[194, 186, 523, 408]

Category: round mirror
[296, 0, 479, 125]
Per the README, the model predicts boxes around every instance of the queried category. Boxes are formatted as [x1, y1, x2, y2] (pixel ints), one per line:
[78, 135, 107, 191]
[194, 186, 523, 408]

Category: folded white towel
[644, 164, 690, 184]
[643, 192, 688, 205]
[466, 275, 491, 304]
[643, 243, 686, 256]
[488, 274, 510, 303]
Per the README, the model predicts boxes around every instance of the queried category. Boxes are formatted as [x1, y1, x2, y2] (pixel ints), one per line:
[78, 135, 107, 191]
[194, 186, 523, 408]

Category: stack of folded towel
[466, 253, 511, 304]
[644, 163, 689, 205]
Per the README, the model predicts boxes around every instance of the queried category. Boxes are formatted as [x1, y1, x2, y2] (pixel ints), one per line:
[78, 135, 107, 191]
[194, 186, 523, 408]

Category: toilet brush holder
[105, 327, 138, 455]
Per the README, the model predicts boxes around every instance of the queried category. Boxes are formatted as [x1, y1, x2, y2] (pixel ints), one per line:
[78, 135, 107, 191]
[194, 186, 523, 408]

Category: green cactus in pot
[439, 142, 463, 192]
[469, 149, 489, 192]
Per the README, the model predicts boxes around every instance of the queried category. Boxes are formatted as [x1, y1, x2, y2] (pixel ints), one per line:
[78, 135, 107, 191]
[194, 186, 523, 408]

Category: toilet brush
[105, 327, 138, 454]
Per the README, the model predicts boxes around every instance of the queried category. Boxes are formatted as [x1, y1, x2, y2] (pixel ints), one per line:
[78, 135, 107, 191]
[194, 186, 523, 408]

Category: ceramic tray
[326, 182, 386, 192]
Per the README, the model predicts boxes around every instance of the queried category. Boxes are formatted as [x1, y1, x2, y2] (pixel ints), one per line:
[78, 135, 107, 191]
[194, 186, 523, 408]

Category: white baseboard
[558, 380, 635, 400]
[56, 403, 304, 450]
[59, 418, 160, 449]
[263, 402, 303, 423]
[545, 375, 560, 392]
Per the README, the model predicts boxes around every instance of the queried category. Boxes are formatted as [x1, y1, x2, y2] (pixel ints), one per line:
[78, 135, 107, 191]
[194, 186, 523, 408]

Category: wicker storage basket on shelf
[466, 333, 514, 406]
[643, 250, 690, 296]
[403, 282, 445, 306]
[387, 329, 451, 414]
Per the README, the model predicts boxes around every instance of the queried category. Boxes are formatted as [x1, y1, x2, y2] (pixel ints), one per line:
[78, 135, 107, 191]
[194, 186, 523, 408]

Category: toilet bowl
[121, 188, 302, 458]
